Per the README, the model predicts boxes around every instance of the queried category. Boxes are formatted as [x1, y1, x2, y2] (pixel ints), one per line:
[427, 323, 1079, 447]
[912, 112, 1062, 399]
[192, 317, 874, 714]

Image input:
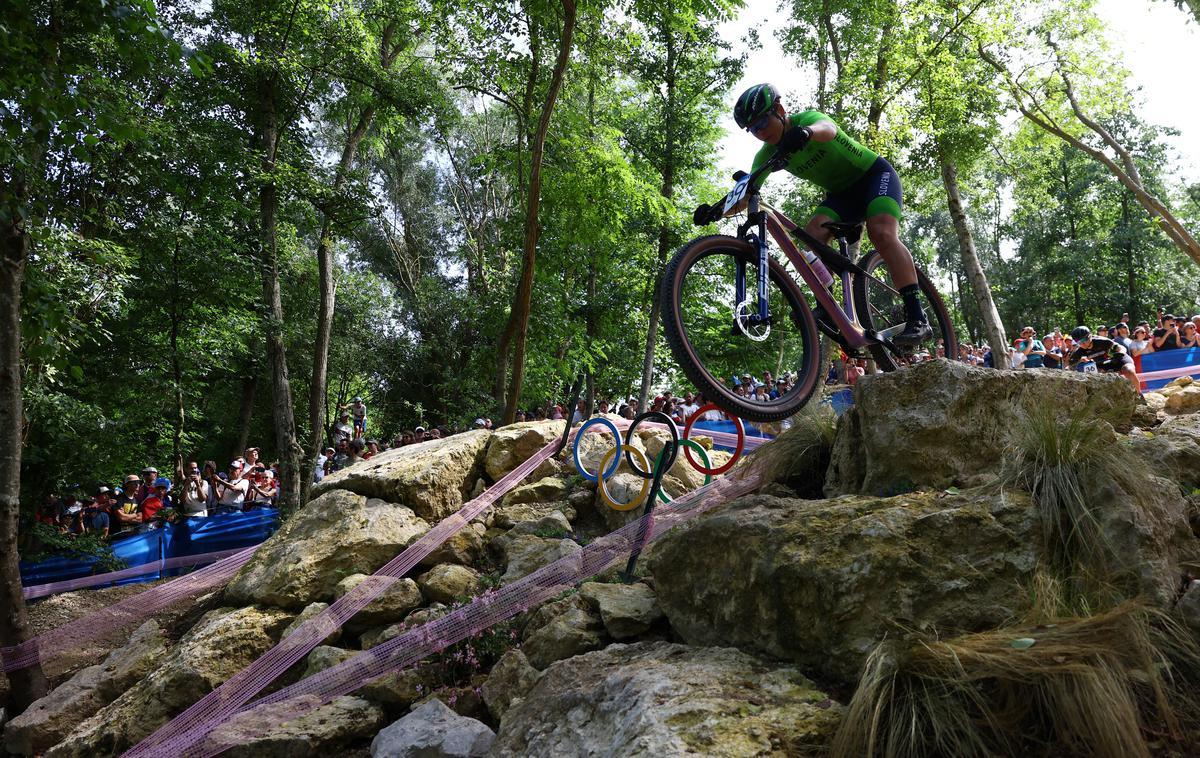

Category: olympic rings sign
[572, 407, 747, 511]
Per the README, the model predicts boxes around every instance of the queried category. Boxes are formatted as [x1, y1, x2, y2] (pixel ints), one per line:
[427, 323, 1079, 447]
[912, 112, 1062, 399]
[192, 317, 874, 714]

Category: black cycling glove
[693, 203, 720, 226]
[776, 125, 813, 154]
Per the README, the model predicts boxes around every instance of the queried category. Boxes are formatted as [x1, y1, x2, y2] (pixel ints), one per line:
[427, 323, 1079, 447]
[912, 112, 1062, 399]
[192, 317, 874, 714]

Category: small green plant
[27, 522, 126, 572]
[532, 526, 569, 539]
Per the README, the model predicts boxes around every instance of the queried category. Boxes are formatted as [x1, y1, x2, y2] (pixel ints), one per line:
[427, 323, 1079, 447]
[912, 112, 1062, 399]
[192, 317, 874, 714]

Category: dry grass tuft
[1000, 407, 1144, 589]
[750, 403, 837, 498]
[831, 601, 1200, 758]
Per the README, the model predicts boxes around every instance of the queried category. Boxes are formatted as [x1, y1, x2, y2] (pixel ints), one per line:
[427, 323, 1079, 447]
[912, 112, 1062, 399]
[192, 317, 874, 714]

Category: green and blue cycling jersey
[749, 110, 902, 222]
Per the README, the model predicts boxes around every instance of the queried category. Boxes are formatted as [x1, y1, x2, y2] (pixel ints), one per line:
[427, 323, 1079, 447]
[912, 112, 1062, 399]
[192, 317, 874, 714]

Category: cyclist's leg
[861, 159, 928, 342]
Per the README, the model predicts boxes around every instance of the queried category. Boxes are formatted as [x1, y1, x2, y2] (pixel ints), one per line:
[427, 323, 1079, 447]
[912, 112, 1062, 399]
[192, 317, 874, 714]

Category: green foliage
[26, 523, 125, 573]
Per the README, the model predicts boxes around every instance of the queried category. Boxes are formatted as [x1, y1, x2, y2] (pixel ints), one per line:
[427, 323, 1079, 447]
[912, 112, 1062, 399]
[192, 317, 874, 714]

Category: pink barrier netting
[1, 546, 259, 673]
[131, 464, 763, 758]
[22, 547, 248, 601]
[126, 422, 763, 758]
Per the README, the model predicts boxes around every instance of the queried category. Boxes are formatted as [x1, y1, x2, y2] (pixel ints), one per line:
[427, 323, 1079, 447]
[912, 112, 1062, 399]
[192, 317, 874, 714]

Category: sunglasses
[747, 112, 774, 134]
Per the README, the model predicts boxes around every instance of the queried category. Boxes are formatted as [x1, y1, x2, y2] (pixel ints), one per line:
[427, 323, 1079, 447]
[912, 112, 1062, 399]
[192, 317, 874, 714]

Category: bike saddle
[821, 221, 864, 243]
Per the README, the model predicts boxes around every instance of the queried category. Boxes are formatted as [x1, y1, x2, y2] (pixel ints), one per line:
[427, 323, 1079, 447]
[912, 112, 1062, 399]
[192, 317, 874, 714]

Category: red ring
[683, 404, 745, 475]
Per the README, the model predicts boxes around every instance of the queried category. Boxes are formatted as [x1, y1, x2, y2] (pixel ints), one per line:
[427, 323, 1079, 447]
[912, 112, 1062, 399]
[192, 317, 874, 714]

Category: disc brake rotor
[734, 299, 771, 342]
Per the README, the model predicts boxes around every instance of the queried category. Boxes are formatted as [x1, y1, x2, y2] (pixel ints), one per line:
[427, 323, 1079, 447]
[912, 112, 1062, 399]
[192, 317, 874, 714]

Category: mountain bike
[660, 151, 957, 423]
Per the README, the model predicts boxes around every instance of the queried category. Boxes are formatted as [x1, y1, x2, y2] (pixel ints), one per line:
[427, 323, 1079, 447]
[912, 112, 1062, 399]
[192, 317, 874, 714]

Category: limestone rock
[213, 696, 386, 758]
[649, 491, 1039, 683]
[500, 476, 568, 506]
[303, 645, 355, 678]
[419, 527, 484, 567]
[579, 581, 664, 639]
[825, 359, 1137, 496]
[49, 606, 294, 757]
[417, 563, 482, 604]
[311, 430, 491, 520]
[1166, 384, 1200, 413]
[502, 511, 572, 538]
[484, 420, 562, 481]
[1129, 415, 1200, 492]
[491, 642, 842, 757]
[492, 501, 572, 530]
[300, 648, 438, 709]
[362, 606, 449, 650]
[371, 698, 495, 758]
[481, 649, 541, 720]
[521, 595, 607, 670]
[226, 491, 429, 609]
[334, 574, 424, 629]
[281, 602, 340, 646]
[4, 621, 165, 755]
[498, 534, 580, 584]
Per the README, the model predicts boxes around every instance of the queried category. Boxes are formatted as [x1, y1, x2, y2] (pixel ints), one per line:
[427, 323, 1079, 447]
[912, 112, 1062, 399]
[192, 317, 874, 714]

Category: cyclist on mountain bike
[712, 83, 930, 346]
[1067, 326, 1140, 392]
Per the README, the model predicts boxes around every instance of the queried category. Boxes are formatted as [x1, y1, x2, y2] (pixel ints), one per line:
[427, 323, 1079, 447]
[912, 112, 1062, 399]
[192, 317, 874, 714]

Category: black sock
[899, 284, 926, 324]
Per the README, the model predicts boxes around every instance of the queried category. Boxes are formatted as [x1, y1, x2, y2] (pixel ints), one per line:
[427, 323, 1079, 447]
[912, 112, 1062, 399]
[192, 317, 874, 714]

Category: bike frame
[733, 190, 904, 351]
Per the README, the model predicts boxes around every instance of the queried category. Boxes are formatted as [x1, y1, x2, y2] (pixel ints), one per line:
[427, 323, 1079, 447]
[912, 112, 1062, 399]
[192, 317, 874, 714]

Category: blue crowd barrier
[1137, 347, 1200, 390]
[691, 419, 773, 451]
[20, 508, 279, 593]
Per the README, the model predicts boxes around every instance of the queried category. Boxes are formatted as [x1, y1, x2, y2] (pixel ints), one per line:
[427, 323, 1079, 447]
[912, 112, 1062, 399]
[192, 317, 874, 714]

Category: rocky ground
[4, 362, 1200, 757]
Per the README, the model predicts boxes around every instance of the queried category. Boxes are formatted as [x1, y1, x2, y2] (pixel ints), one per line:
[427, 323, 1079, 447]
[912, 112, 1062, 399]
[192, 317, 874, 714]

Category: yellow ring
[597, 446, 651, 511]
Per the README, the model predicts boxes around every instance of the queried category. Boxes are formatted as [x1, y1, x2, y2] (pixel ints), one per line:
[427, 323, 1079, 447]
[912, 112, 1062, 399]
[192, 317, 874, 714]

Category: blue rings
[573, 417, 623, 482]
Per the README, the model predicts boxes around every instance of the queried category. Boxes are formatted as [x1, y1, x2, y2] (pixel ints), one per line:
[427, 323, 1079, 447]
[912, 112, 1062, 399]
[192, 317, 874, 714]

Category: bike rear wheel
[661, 235, 822, 423]
[851, 249, 958, 371]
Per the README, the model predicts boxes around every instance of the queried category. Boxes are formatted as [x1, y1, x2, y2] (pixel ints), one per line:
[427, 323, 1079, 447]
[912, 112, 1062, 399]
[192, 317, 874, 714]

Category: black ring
[624, 411, 680, 479]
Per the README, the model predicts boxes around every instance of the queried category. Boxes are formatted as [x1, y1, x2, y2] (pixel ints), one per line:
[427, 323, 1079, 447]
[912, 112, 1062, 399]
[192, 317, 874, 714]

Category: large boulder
[1128, 412, 1200, 492]
[4, 621, 166, 755]
[497, 534, 580, 584]
[649, 491, 1039, 683]
[311, 430, 491, 520]
[48, 606, 294, 757]
[483, 420, 562, 481]
[370, 698, 495, 758]
[491, 642, 842, 757]
[825, 359, 1137, 496]
[226, 491, 429, 609]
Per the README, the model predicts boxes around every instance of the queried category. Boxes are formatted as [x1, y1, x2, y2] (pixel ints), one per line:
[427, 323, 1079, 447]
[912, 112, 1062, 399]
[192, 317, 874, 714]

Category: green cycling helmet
[734, 83, 781, 129]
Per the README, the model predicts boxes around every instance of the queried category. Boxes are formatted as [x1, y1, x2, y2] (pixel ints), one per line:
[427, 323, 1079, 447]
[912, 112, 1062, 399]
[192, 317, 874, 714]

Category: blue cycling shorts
[815, 157, 903, 223]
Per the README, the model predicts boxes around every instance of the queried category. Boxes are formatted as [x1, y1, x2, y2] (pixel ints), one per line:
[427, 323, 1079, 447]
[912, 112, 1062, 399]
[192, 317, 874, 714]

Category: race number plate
[723, 175, 750, 214]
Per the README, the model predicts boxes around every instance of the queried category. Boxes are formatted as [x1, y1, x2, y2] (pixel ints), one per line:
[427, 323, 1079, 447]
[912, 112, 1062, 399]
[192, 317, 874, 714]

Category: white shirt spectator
[218, 477, 249, 508]
[314, 453, 327, 483]
[680, 402, 700, 421]
[181, 479, 210, 517]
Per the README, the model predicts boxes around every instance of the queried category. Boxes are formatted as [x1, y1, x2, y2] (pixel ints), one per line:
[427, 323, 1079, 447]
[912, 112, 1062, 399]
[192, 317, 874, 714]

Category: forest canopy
[3, 0, 1199, 508]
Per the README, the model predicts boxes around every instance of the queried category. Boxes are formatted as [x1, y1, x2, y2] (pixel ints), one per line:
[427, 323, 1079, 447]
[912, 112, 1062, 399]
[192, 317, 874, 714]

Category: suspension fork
[733, 196, 770, 323]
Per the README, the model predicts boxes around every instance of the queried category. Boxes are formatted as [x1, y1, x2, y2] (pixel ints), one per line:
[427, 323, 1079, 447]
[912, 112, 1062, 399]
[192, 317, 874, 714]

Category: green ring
[655, 439, 712, 504]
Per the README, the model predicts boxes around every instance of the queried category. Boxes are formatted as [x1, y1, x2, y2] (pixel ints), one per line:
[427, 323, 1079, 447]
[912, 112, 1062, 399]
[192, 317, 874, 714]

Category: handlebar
[692, 126, 812, 226]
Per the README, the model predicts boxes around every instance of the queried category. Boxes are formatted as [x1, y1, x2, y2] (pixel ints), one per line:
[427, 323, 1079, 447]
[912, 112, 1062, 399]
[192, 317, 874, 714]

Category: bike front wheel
[661, 235, 822, 423]
[851, 249, 958, 371]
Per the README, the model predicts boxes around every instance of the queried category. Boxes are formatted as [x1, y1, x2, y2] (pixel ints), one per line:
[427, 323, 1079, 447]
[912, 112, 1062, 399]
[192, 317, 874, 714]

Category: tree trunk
[938, 147, 1008, 362]
[234, 362, 258, 458]
[256, 71, 302, 511]
[585, 258, 598, 416]
[638, 16, 678, 411]
[170, 232, 186, 476]
[502, 0, 577, 423]
[305, 106, 373, 503]
[0, 200, 49, 713]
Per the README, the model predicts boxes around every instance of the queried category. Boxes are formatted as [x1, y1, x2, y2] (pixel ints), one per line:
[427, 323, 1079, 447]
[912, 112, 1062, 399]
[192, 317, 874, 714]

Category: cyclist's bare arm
[721, 120, 839, 217]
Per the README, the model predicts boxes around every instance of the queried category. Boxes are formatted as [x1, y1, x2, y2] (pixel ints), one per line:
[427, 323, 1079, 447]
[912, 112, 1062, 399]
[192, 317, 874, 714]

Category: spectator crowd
[32, 312, 1199, 545]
